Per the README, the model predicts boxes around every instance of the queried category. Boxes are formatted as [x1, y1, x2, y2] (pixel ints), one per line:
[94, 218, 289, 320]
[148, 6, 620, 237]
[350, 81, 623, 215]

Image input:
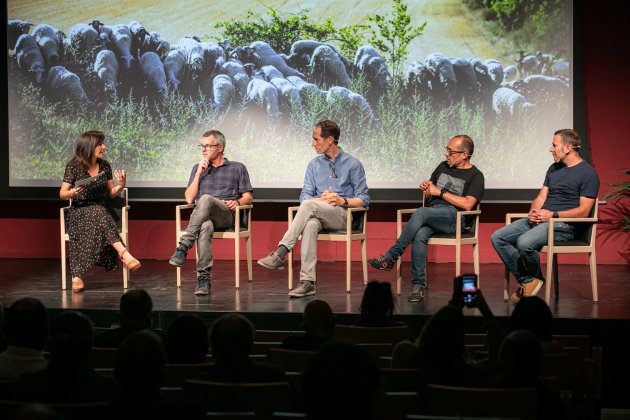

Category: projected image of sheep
[6, 0, 572, 191]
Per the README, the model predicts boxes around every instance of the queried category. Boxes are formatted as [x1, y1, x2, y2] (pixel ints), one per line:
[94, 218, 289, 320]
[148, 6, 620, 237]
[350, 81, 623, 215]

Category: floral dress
[63, 159, 122, 278]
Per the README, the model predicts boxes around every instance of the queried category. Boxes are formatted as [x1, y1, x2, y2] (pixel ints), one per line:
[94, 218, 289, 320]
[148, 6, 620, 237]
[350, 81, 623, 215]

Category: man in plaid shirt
[169, 130, 253, 295]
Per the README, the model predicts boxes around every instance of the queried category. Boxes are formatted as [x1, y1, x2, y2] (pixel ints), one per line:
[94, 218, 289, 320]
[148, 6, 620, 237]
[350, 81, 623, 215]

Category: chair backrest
[425, 384, 538, 419]
[574, 200, 599, 244]
[164, 363, 215, 387]
[351, 209, 367, 233]
[421, 195, 480, 235]
[255, 330, 303, 342]
[268, 348, 316, 372]
[107, 188, 129, 230]
[334, 325, 412, 345]
[183, 380, 292, 414]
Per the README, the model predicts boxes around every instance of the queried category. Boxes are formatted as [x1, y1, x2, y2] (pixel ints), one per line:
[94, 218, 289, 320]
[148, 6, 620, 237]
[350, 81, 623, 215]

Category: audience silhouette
[355, 281, 408, 327]
[165, 314, 209, 364]
[282, 300, 335, 351]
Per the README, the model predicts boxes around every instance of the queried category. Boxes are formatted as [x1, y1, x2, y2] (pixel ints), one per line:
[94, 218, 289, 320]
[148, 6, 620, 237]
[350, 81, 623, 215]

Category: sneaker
[257, 252, 285, 270]
[408, 286, 426, 302]
[169, 246, 188, 267]
[510, 285, 524, 303]
[521, 278, 544, 298]
[194, 275, 211, 295]
[288, 281, 316, 298]
[368, 254, 395, 271]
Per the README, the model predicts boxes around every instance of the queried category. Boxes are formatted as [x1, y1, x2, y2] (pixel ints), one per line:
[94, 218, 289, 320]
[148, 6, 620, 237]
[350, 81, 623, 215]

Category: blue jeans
[387, 204, 457, 287]
[491, 218, 575, 285]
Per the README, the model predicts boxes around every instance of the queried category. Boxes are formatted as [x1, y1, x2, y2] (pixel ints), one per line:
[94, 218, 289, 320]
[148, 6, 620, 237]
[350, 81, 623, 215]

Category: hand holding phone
[456, 274, 478, 308]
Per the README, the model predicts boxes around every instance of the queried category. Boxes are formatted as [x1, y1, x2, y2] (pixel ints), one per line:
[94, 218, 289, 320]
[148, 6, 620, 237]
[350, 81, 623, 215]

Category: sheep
[246, 77, 282, 119]
[355, 45, 389, 105]
[551, 60, 570, 79]
[110, 24, 134, 71]
[128, 20, 148, 57]
[68, 23, 102, 58]
[176, 37, 207, 80]
[32, 24, 64, 68]
[516, 51, 538, 78]
[139, 52, 167, 98]
[468, 58, 494, 93]
[164, 49, 186, 93]
[7, 20, 33, 51]
[286, 75, 326, 105]
[142, 31, 171, 60]
[308, 45, 350, 89]
[269, 77, 302, 112]
[326, 86, 377, 127]
[200, 41, 226, 76]
[220, 60, 250, 101]
[288, 40, 355, 75]
[425, 52, 457, 103]
[46, 65, 91, 106]
[482, 59, 504, 87]
[492, 87, 533, 118]
[260, 65, 284, 81]
[503, 65, 517, 84]
[450, 57, 479, 101]
[15, 34, 45, 85]
[521, 75, 570, 103]
[249, 41, 304, 78]
[93, 49, 119, 97]
[212, 74, 234, 114]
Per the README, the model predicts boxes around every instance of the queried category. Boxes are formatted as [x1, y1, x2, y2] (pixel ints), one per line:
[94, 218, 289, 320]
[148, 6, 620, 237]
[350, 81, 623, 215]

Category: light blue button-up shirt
[299, 149, 370, 207]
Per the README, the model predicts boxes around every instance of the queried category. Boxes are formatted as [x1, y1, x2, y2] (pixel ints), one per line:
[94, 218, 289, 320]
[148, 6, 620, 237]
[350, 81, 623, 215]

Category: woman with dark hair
[356, 281, 408, 327]
[59, 130, 140, 292]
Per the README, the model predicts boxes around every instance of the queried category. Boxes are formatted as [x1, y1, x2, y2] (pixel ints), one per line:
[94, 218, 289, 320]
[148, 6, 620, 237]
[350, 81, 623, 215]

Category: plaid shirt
[188, 158, 253, 201]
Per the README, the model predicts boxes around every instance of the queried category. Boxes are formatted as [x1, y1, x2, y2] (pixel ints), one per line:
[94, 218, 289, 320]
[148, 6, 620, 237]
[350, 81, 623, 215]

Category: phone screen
[461, 274, 478, 307]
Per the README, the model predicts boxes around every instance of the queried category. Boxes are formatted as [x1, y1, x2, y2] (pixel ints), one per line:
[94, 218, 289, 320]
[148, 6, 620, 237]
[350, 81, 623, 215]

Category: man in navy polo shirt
[491, 129, 600, 302]
[169, 130, 253, 295]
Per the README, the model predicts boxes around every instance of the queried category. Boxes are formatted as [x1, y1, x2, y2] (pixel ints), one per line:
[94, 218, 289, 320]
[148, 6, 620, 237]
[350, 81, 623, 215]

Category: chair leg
[455, 243, 461, 277]
[504, 267, 510, 302]
[61, 240, 67, 290]
[288, 250, 294, 291]
[234, 236, 240, 289]
[346, 239, 351, 293]
[246, 236, 253, 282]
[361, 238, 368, 286]
[473, 243, 480, 288]
[123, 265, 129, 289]
[553, 254, 559, 299]
[176, 266, 182, 288]
[590, 251, 598, 302]
[545, 252, 554, 303]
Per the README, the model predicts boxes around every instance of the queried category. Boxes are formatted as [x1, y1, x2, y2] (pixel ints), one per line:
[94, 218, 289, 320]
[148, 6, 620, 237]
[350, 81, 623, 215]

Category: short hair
[554, 128, 581, 150]
[316, 120, 341, 144]
[2, 298, 48, 350]
[302, 300, 335, 337]
[210, 313, 254, 361]
[202, 129, 226, 147]
[453, 134, 474, 157]
[120, 289, 153, 327]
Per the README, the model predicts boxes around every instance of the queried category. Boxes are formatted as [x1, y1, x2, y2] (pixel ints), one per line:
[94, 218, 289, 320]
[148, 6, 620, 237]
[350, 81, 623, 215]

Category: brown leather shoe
[521, 278, 544, 297]
[510, 285, 524, 302]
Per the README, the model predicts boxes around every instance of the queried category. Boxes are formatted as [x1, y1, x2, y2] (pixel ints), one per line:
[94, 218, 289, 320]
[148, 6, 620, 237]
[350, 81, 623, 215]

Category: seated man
[169, 130, 253, 295]
[257, 120, 370, 298]
[368, 135, 485, 302]
[491, 129, 599, 302]
[282, 299, 335, 351]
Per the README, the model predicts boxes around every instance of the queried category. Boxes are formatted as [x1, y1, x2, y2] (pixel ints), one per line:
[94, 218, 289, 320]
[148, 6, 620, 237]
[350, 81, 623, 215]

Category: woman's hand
[114, 169, 126, 187]
[71, 186, 84, 198]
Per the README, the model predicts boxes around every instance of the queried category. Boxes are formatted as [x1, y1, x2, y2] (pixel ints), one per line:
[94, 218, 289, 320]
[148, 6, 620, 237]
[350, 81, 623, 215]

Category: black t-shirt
[542, 161, 600, 211]
[427, 161, 485, 208]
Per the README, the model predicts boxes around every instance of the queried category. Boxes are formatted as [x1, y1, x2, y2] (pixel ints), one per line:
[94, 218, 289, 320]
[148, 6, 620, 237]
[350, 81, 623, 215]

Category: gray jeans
[179, 195, 234, 276]
[279, 200, 346, 283]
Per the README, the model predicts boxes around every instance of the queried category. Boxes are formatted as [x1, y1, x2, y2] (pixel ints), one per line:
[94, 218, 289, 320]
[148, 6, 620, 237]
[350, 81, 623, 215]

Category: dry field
[9, 0, 513, 65]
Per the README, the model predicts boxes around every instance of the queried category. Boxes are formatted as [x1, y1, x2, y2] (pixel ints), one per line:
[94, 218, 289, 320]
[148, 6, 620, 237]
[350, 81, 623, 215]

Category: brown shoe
[522, 278, 544, 297]
[510, 286, 524, 302]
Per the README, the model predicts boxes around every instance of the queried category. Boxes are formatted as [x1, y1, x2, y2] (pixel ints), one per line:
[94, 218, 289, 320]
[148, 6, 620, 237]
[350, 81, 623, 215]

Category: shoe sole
[257, 260, 284, 270]
[194, 290, 210, 295]
[367, 260, 393, 271]
[169, 259, 184, 267]
[288, 290, 316, 298]
[407, 296, 423, 302]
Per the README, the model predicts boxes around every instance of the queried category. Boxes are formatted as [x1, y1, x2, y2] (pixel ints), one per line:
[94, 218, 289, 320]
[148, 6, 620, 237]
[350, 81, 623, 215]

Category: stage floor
[1, 258, 627, 323]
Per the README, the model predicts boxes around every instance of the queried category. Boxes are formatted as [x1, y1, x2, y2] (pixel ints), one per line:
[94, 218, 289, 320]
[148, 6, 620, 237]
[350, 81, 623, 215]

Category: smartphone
[457, 274, 478, 307]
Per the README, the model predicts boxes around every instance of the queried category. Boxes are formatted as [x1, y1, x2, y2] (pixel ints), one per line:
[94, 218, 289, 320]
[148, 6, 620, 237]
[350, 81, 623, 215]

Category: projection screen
[4, 0, 574, 201]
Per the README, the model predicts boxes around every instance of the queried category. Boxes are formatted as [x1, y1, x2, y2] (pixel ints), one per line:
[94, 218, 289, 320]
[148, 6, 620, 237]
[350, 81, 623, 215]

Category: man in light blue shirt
[258, 120, 370, 297]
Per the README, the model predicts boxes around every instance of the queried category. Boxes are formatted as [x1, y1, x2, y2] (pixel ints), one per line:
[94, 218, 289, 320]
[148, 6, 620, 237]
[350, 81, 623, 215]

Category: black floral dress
[63, 159, 123, 278]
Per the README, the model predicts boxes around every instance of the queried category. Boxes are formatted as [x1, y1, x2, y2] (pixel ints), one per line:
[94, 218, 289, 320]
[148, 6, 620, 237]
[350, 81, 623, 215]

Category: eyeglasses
[198, 143, 219, 150]
[445, 148, 465, 156]
[328, 161, 338, 178]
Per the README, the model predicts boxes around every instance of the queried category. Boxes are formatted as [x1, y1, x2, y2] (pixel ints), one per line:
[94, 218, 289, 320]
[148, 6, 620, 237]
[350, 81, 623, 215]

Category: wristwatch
[440, 188, 447, 199]
[342, 197, 349, 209]
[552, 210, 559, 218]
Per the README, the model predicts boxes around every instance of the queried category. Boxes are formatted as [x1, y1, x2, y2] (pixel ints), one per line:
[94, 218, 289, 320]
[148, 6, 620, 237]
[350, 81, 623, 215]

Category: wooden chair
[287, 206, 368, 293]
[175, 203, 253, 288]
[379, 391, 420, 420]
[379, 368, 423, 392]
[334, 325, 412, 345]
[183, 380, 292, 414]
[424, 384, 538, 419]
[163, 362, 214, 386]
[395, 198, 481, 295]
[60, 188, 130, 290]
[252, 341, 284, 357]
[268, 348, 316, 372]
[503, 200, 599, 303]
[255, 330, 303, 342]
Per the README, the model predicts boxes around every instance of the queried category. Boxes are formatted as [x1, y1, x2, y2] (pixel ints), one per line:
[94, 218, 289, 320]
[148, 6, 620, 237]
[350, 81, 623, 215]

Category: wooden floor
[1, 258, 628, 323]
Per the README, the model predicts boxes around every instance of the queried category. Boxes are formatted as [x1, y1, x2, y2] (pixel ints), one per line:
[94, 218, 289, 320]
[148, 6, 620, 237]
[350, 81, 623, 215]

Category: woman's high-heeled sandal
[119, 249, 141, 272]
[72, 278, 84, 293]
